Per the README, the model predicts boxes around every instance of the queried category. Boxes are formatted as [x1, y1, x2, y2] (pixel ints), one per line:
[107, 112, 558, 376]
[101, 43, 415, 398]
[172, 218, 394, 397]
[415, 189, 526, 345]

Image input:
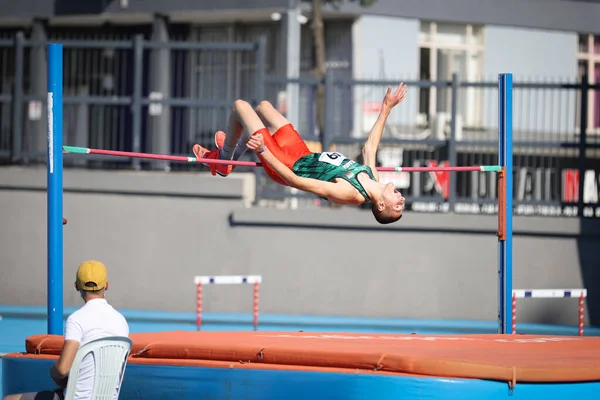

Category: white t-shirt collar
[84, 297, 107, 305]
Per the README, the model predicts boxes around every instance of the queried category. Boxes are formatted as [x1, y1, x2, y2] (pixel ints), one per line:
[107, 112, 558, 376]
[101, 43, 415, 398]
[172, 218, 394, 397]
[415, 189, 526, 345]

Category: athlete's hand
[247, 133, 266, 153]
[383, 83, 408, 110]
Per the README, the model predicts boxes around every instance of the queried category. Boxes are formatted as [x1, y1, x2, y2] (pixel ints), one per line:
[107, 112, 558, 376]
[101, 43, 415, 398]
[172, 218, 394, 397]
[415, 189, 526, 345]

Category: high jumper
[193, 84, 408, 224]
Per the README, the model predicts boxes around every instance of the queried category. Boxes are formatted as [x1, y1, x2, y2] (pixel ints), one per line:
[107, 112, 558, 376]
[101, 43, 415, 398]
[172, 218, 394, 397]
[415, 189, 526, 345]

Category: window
[576, 34, 600, 133]
[419, 22, 485, 129]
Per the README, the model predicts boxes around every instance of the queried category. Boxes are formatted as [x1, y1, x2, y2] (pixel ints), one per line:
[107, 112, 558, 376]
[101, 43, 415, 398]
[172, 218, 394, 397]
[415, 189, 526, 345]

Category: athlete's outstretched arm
[362, 83, 408, 180]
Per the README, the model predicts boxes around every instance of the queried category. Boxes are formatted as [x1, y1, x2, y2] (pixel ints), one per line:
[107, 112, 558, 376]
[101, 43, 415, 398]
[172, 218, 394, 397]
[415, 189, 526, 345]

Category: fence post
[323, 69, 335, 153]
[11, 31, 25, 161]
[254, 35, 266, 106]
[252, 36, 267, 203]
[578, 74, 588, 217]
[131, 34, 144, 170]
[448, 73, 459, 212]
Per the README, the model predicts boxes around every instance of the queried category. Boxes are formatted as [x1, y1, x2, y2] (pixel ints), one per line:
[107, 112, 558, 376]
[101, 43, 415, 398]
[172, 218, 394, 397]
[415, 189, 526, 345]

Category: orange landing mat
[23, 331, 600, 384]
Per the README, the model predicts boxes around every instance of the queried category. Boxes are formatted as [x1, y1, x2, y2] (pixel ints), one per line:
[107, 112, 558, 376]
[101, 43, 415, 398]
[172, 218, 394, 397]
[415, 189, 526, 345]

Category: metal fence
[0, 33, 265, 171]
[262, 73, 600, 218]
[1, 34, 599, 218]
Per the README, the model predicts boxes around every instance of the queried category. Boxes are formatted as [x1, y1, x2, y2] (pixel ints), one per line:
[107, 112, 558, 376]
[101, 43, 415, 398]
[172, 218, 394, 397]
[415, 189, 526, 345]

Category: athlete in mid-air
[193, 83, 407, 224]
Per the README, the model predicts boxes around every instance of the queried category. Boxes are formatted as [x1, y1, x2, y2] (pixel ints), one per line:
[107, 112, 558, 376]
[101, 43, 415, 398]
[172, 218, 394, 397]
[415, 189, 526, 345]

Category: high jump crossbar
[62, 145, 502, 173]
[512, 289, 587, 336]
[45, 42, 514, 335]
[194, 275, 262, 331]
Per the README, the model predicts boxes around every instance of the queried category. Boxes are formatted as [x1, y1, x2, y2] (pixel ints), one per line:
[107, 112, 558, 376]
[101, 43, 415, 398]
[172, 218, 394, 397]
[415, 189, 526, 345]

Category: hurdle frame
[45, 43, 515, 335]
[194, 275, 262, 331]
[512, 289, 587, 336]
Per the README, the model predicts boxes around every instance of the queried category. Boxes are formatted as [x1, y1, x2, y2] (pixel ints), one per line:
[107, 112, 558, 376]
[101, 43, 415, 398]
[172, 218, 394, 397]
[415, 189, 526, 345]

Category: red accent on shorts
[254, 124, 311, 186]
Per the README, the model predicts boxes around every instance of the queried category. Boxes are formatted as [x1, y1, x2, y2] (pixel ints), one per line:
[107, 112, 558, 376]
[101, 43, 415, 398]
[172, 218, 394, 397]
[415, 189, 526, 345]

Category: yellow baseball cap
[76, 260, 108, 291]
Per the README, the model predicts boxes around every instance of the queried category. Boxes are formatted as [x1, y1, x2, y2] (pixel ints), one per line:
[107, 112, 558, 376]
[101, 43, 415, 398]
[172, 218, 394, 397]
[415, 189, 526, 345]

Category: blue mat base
[4, 356, 600, 399]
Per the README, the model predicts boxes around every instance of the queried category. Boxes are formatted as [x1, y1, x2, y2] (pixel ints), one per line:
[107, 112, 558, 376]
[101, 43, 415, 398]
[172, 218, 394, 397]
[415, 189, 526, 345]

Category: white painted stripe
[513, 289, 587, 298]
[47, 92, 54, 174]
[188, 157, 197, 162]
[194, 275, 262, 285]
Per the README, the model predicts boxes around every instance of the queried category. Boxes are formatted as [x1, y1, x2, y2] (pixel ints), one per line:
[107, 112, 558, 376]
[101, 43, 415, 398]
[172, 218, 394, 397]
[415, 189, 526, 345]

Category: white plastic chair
[63, 336, 133, 400]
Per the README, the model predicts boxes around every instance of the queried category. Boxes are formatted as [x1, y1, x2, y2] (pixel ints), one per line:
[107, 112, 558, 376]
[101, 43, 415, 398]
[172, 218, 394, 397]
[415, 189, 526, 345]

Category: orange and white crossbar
[193, 275, 262, 331]
[511, 289, 587, 336]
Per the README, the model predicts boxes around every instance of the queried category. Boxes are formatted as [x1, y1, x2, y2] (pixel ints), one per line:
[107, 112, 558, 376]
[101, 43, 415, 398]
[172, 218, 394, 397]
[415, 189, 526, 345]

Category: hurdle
[45, 42, 514, 335]
[512, 289, 587, 336]
[194, 275, 262, 331]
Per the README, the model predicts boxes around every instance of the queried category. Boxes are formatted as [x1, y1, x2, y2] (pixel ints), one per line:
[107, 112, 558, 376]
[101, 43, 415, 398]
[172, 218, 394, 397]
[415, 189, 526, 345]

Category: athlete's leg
[229, 100, 305, 185]
[230, 100, 292, 160]
[255, 100, 311, 156]
[194, 99, 268, 176]
[255, 100, 292, 133]
[194, 99, 290, 182]
[218, 109, 244, 161]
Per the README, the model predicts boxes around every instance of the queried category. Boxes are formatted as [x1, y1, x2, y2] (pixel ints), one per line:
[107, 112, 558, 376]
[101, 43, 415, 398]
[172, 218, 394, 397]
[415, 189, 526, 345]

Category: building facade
[0, 0, 599, 217]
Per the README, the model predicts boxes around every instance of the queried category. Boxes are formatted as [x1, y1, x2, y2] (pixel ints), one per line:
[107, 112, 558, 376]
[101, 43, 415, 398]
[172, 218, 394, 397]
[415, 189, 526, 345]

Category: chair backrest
[63, 336, 133, 400]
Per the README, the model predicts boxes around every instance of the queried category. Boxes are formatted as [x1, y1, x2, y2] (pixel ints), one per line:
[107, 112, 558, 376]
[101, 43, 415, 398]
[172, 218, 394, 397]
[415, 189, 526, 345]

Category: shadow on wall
[578, 217, 600, 327]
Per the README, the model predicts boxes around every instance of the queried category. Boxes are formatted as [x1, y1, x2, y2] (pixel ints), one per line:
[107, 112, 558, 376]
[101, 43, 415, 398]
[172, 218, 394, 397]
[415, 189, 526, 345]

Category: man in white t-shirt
[3, 260, 130, 400]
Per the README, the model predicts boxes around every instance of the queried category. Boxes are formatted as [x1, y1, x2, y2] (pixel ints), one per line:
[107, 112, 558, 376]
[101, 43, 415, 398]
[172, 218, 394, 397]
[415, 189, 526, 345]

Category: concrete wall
[482, 25, 579, 133]
[1, 166, 599, 328]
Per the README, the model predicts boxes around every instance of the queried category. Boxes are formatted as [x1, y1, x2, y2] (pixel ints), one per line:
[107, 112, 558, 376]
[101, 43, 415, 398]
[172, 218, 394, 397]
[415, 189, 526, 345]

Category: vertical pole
[131, 35, 143, 171]
[448, 73, 459, 212]
[47, 43, 64, 335]
[284, 3, 301, 129]
[253, 36, 267, 202]
[497, 168, 506, 240]
[577, 75, 588, 217]
[253, 282, 260, 331]
[148, 15, 171, 171]
[498, 73, 513, 334]
[196, 283, 203, 331]
[12, 31, 24, 160]
[323, 69, 335, 153]
[579, 293, 585, 336]
[254, 36, 266, 106]
[30, 21, 48, 155]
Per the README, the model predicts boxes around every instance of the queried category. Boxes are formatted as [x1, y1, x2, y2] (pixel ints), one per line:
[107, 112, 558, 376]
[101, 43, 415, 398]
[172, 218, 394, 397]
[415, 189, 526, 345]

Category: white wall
[351, 15, 420, 137]
[1, 167, 598, 326]
[482, 26, 579, 134]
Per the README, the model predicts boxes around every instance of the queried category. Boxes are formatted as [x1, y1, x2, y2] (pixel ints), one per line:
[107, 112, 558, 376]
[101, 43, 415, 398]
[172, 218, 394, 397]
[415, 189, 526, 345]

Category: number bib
[318, 151, 345, 166]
